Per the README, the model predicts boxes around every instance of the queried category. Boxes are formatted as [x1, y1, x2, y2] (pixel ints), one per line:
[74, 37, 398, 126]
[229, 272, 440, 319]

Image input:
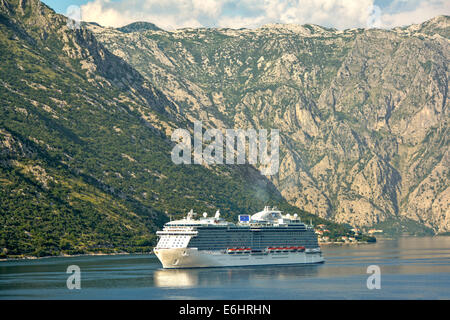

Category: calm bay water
[1, 236, 450, 299]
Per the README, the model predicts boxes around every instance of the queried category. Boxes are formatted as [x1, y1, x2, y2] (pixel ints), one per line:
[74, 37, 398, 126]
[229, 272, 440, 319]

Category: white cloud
[378, 0, 450, 28]
[79, 0, 450, 30]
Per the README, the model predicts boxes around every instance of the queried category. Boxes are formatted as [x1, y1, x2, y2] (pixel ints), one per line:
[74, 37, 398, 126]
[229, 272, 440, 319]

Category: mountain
[0, 0, 355, 258]
[87, 16, 449, 235]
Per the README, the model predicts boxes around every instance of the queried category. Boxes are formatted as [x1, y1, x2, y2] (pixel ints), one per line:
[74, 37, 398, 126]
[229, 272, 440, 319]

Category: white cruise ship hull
[153, 248, 324, 269]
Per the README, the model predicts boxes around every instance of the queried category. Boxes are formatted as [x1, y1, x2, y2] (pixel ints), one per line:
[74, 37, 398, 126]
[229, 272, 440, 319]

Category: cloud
[377, 0, 450, 28]
[79, 0, 450, 30]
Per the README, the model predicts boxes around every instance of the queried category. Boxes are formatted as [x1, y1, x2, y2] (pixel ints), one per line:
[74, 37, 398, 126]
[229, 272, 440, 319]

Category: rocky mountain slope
[88, 16, 449, 234]
[1, 0, 354, 258]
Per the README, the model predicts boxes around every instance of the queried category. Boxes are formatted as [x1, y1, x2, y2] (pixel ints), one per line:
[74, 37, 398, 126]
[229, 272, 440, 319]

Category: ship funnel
[187, 209, 195, 220]
[215, 210, 220, 219]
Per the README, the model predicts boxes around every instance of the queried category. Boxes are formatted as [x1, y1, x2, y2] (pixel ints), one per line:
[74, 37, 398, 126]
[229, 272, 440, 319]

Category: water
[1, 236, 450, 299]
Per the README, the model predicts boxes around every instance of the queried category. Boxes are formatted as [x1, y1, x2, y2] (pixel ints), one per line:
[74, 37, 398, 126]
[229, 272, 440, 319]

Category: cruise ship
[153, 206, 324, 268]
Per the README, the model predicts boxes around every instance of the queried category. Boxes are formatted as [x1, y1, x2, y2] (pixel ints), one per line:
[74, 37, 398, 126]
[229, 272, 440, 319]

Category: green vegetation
[372, 218, 435, 237]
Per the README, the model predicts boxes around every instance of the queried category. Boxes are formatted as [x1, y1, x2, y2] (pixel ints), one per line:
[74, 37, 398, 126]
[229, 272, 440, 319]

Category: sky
[42, 0, 450, 30]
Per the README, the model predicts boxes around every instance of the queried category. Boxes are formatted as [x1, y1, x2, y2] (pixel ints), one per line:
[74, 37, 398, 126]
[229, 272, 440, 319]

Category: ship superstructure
[154, 206, 324, 268]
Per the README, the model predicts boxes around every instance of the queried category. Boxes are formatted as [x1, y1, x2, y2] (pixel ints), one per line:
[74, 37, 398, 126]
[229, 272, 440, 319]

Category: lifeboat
[227, 247, 251, 254]
[305, 247, 321, 254]
[267, 246, 306, 252]
[266, 246, 309, 253]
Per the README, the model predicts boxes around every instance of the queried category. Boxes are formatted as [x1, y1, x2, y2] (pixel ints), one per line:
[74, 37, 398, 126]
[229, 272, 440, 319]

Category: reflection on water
[322, 236, 450, 275]
[1, 236, 450, 299]
[154, 264, 320, 288]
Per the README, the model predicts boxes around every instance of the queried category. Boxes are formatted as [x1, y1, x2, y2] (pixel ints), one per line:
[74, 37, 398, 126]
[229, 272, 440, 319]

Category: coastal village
[315, 224, 382, 244]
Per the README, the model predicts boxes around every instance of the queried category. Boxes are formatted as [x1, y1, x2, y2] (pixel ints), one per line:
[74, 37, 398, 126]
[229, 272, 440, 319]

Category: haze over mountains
[0, 0, 448, 257]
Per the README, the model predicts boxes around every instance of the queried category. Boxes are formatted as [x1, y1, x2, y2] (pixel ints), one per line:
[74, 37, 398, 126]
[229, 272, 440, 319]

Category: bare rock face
[88, 16, 449, 234]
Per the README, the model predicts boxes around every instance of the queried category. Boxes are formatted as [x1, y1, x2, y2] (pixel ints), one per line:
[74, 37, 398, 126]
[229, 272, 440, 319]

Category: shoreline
[319, 241, 374, 245]
[0, 251, 155, 262]
[0, 242, 376, 261]
[4, 235, 449, 261]
[1, 243, 373, 261]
